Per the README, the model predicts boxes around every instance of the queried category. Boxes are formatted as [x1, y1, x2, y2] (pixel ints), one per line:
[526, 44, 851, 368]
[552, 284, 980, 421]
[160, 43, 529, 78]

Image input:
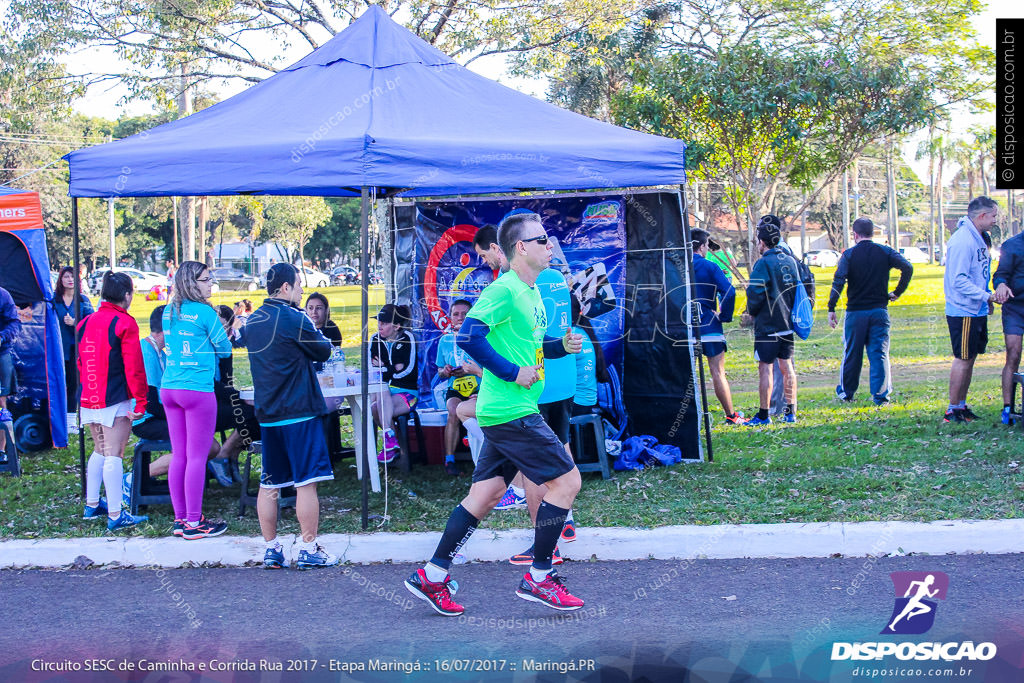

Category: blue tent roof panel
[66, 6, 685, 198]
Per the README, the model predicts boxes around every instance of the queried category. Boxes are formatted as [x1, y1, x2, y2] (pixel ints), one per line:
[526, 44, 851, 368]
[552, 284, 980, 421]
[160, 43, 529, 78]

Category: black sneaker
[172, 519, 185, 537]
[943, 409, 965, 424]
[181, 516, 228, 540]
[961, 406, 979, 422]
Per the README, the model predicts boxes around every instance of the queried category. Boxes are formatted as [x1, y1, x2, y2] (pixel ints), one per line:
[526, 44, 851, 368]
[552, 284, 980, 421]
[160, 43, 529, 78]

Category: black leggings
[65, 359, 78, 410]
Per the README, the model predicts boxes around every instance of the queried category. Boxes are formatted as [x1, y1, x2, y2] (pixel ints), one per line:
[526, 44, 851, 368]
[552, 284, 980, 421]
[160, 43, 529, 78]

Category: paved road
[1, 554, 1021, 682]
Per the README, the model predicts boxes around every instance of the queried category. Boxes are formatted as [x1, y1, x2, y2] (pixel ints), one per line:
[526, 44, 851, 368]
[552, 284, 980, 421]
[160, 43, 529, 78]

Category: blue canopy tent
[65, 5, 708, 526]
[0, 187, 68, 451]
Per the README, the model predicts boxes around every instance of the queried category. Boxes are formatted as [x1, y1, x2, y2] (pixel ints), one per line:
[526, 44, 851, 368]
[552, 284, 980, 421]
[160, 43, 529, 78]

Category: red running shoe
[515, 570, 584, 611]
[404, 568, 464, 616]
[508, 546, 563, 566]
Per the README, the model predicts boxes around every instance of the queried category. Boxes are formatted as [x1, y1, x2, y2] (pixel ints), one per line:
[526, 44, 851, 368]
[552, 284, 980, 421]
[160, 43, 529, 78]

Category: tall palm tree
[970, 125, 995, 196]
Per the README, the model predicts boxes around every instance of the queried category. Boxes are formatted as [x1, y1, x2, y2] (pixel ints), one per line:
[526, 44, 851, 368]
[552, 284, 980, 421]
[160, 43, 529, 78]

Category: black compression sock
[532, 501, 569, 572]
[784, 403, 796, 416]
[429, 504, 479, 570]
[756, 408, 769, 421]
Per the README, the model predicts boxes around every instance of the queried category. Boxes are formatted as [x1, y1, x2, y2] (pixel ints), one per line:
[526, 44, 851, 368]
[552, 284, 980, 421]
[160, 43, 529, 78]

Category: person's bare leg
[543, 467, 582, 510]
[758, 362, 773, 410]
[295, 482, 320, 543]
[949, 357, 976, 405]
[257, 486, 280, 541]
[525, 477, 545, 525]
[1002, 335, 1023, 406]
[778, 357, 797, 405]
[459, 477, 511, 520]
[0, 396, 7, 452]
[456, 397, 477, 422]
[219, 430, 244, 462]
[149, 438, 219, 477]
[706, 352, 735, 415]
[444, 397, 462, 455]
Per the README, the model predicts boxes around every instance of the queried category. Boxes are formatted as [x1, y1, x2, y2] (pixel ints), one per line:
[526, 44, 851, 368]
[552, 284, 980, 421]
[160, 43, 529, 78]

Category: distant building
[213, 241, 290, 275]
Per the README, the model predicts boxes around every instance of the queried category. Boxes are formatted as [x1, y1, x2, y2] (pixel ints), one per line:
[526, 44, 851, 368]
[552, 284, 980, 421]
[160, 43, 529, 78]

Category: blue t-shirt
[436, 331, 480, 397]
[535, 268, 575, 403]
[161, 301, 232, 392]
[573, 325, 597, 407]
[135, 337, 165, 426]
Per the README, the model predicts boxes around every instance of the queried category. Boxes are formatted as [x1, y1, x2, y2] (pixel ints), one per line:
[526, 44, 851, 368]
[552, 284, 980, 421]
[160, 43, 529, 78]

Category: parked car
[209, 267, 260, 291]
[331, 265, 359, 285]
[298, 266, 330, 288]
[801, 250, 841, 268]
[899, 247, 930, 264]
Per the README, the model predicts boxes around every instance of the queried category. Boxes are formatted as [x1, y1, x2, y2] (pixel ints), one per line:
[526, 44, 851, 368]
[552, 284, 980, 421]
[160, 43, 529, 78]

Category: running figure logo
[881, 571, 949, 635]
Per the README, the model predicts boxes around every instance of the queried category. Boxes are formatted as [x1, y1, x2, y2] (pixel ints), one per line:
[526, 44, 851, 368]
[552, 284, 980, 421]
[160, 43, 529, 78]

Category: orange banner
[0, 190, 44, 232]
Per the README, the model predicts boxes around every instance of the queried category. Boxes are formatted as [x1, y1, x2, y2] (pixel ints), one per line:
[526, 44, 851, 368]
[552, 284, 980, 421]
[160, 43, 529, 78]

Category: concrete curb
[3, 519, 1023, 569]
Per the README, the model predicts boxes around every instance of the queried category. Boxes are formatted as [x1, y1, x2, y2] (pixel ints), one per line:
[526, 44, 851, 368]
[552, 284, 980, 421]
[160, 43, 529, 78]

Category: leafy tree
[616, 43, 932, 267]
[262, 196, 332, 273]
[69, 0, 644, 101]
[306, 198, 361, 267]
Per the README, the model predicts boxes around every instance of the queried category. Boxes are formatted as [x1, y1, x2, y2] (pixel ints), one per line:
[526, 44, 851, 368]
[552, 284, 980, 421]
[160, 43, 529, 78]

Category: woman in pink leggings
[160, 261, 232, 540]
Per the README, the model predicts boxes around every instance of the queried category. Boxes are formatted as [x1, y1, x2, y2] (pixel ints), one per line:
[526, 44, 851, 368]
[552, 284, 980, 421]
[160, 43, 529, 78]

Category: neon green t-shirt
[469, 270, 548, 427]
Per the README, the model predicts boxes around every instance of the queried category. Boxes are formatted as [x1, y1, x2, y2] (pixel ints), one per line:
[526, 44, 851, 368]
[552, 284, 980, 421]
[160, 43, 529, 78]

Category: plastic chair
[393, 409, 426, 473]
[570, 413, 611, 479]
[130, 439, 172, 514]
[1011, 373, 1024, 426]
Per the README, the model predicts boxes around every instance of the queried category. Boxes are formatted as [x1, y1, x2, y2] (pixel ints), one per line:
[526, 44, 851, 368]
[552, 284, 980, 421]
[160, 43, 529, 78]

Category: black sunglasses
[520, 235, 549, 245]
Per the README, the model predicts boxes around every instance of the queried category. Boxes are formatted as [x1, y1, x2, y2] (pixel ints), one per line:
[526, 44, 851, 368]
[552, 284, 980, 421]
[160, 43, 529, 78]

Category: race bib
[452, 374, 479, 398]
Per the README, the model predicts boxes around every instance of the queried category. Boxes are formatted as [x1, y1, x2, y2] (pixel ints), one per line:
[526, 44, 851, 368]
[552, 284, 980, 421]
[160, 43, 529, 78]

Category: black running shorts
[754, 334, 795, 364]
[947, 315, 988, 360]
[472, 413, 575, 487]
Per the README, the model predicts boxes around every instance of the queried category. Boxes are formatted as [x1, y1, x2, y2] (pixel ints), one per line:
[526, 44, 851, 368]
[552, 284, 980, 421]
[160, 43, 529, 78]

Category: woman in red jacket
[77, 271, 150, 532]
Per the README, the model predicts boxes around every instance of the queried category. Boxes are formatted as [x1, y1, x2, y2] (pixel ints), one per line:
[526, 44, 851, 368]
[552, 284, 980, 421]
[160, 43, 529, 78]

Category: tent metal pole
[677, 185, 713, 462]
[72, 197, 86, 496]
[360, 187, 370, 530]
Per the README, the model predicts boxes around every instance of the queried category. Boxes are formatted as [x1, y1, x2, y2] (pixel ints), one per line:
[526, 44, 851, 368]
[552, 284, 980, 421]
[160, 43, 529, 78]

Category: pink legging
[161, 388, 217, 523]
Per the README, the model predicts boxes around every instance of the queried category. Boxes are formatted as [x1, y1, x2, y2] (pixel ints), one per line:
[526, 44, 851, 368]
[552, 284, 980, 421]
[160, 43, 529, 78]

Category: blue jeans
[836, 308, 892, 403]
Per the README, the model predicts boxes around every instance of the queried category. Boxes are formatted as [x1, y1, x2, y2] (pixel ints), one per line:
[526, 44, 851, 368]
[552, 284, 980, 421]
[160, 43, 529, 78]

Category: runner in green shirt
[405, 210, 587, 614]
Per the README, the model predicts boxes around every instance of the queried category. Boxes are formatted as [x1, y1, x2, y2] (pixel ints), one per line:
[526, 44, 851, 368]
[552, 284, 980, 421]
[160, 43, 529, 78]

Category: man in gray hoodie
[943, 196, 1000, 423]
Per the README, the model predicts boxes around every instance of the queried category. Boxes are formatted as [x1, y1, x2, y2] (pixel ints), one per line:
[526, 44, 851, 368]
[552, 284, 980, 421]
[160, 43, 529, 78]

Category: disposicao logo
[882, 571, 948, 635]
[831, 571, 997, 663]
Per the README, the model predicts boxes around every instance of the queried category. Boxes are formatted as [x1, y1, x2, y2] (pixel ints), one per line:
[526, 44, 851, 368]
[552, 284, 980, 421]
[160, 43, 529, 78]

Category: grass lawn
[1, 269, 1021, 540]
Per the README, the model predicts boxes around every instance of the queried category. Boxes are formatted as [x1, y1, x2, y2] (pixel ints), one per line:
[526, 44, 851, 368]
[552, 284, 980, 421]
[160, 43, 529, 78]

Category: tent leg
[360, 188, 370, 531]
[72, 198, 86, 495]
[678, 186, 714, 463]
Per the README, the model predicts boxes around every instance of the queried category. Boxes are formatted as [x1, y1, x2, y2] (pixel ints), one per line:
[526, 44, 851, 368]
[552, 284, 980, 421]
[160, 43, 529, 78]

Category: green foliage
[306, 198, 361, 266]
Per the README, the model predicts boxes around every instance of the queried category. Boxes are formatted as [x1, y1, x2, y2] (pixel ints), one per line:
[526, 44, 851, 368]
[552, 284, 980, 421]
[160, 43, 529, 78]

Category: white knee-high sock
[102, 457, 123, 519]
[86, 451, 104, 505]
[463, 418, 484, 441]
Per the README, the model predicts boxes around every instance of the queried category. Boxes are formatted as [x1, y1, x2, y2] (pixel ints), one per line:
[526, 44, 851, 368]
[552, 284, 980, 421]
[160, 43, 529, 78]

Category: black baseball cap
[376, 303, 409, 325]
[266, 263, 298, 295]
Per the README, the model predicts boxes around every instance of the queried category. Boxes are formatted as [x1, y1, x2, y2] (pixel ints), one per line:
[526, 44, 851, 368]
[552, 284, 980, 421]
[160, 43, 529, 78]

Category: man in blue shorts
[246, 263, 337, 569]
[405, 210, 585, 615]
[993, 212, 1023, 425]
